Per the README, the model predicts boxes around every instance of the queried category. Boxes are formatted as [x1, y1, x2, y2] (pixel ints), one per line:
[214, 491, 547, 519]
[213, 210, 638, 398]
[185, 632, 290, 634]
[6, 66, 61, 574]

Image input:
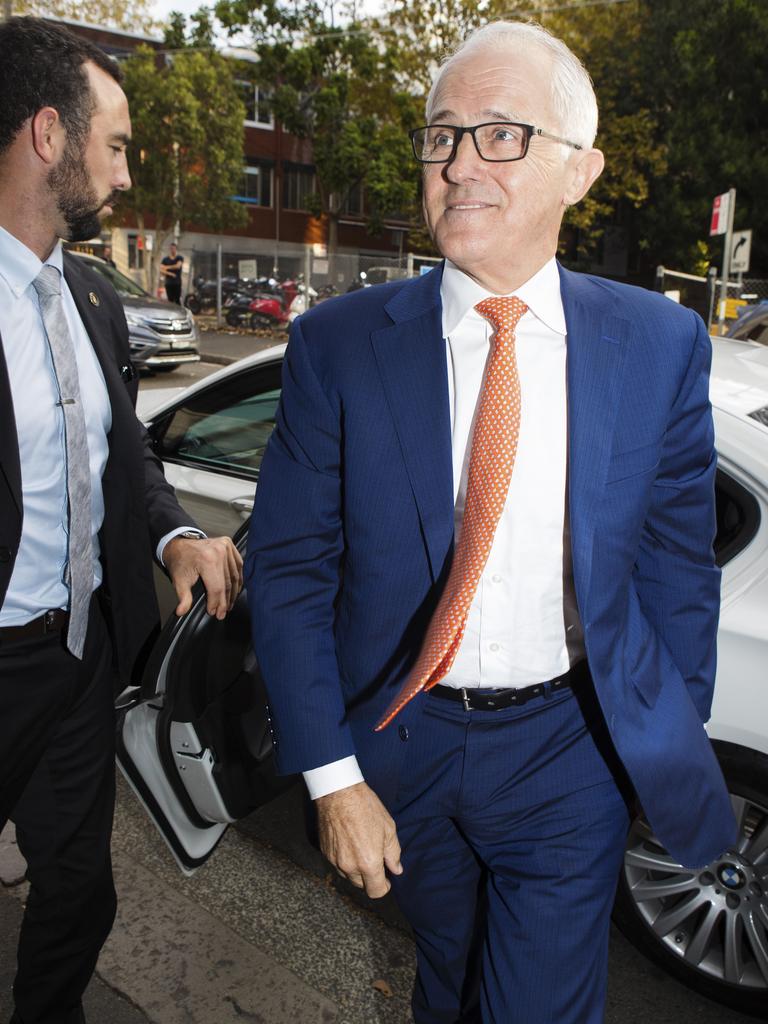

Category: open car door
[116, 525, 295, 874]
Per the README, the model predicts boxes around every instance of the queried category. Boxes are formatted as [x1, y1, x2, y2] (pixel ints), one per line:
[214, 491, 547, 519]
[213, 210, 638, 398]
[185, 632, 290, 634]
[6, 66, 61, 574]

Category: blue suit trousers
[388, 678, 631, 1024]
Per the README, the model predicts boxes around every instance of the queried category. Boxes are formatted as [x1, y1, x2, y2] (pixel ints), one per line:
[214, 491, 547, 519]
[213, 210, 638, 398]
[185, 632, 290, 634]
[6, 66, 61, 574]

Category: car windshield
[80, 258, 150, 299]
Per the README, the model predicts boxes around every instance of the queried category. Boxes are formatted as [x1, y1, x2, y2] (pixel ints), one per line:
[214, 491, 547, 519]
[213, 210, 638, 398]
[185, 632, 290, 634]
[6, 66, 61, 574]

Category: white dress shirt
[303, 257, 584, 799]
[0, 226, 196, 626]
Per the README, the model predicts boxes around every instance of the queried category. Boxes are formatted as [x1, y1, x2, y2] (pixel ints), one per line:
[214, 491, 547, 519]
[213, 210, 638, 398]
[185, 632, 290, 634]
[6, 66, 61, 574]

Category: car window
[729, 310, 768, 345]
[154, 363, 282, 479]
[714, 468, 761, 566]
[79, 257, 151, 299]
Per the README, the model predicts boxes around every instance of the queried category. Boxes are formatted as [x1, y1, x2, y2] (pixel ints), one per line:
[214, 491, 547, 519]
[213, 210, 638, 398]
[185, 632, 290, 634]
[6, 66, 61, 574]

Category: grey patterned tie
[33, 265, 93, 659]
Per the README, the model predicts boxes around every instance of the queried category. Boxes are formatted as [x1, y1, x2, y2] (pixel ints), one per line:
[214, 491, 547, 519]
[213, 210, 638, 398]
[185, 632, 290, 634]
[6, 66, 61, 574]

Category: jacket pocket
[605, 437, 662, 485]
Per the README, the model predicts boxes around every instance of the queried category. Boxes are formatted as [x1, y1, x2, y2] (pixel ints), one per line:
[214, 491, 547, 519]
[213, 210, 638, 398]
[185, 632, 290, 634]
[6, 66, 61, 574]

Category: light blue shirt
[0, 228, 111, 625]
[0, 227, 196, 626]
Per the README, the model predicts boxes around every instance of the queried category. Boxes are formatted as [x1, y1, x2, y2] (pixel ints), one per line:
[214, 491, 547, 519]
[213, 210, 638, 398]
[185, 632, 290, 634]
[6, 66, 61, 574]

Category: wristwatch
[178, 530, 205, 540]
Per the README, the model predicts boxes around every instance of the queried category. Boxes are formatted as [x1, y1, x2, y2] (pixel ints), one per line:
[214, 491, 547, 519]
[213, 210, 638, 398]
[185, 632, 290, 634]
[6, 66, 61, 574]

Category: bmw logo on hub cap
[718, 863, 746, 890]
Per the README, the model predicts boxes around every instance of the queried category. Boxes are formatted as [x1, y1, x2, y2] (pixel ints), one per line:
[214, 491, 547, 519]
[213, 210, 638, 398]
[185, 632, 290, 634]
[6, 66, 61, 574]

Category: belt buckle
[43, 609, 58, 632]
[461, 687, 471, 712]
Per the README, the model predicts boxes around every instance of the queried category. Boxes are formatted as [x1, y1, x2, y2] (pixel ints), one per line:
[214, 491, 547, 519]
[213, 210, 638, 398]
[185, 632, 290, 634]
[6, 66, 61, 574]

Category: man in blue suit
[246, 19, 736, 1024]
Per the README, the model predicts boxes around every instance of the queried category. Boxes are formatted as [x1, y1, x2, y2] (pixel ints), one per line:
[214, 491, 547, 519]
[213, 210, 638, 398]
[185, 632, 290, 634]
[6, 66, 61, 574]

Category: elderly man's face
[422, 47, 598, 293]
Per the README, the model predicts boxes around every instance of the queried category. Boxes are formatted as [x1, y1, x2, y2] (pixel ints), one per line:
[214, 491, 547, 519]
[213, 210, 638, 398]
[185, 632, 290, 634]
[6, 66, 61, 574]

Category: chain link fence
[656, 266, 768, 333]
[185, 247, 441, 325]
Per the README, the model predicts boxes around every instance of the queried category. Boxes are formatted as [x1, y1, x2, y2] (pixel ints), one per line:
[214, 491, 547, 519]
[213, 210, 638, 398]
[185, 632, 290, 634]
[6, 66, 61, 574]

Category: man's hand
[316, 781, 403, 898]
[163, 535, 243, 619]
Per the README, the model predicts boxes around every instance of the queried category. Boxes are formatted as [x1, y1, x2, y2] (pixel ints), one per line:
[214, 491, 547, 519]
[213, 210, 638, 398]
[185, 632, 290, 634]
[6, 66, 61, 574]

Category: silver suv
[73, 252, 200, 373]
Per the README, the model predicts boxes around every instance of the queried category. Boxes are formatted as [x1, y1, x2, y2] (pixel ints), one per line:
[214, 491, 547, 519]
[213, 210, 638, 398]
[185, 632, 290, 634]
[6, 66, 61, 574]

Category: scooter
[223, 278, 283, 327]
[184, 275, 241, 314]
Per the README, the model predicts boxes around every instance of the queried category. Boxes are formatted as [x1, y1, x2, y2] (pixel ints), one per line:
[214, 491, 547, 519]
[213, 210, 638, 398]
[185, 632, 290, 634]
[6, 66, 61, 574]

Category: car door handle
[230, 497, 254, 517]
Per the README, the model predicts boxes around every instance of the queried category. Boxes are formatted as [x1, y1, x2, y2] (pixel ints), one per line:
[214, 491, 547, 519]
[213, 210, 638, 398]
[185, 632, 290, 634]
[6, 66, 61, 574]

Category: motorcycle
[223, 277, 285, 329]
[184, 275, 242, 314]
[224, 278, 317, 330]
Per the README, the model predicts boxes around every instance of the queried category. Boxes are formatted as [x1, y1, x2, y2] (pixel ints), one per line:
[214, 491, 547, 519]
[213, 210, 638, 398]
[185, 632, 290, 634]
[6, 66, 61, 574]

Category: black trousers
[164, 279, 181, 304]
[0, 598, 117, 1024]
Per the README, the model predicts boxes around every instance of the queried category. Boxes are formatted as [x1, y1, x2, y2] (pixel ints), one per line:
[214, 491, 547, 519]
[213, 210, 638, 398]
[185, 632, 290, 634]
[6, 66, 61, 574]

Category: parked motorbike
[224, 277, 318, 330]
[219, 277, 274, 326]
[184, 275, 243, 314]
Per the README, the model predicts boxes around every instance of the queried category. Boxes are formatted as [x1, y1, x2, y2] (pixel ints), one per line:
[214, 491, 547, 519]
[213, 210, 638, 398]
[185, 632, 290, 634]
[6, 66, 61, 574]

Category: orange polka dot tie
[375, 295, 528, 730]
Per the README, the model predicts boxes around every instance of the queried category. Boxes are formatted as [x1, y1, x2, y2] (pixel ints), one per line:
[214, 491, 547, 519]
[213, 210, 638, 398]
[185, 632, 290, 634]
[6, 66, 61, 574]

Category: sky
[152, 0, 204, 21]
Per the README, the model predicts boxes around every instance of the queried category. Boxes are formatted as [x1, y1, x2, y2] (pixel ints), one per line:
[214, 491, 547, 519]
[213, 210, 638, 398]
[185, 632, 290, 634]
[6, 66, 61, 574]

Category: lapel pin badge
[88, 291, 100, 307]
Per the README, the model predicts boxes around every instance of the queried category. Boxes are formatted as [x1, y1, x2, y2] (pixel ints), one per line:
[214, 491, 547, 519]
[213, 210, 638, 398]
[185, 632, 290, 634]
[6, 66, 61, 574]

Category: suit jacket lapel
[62, 255, 130, 419]
[0, 332, 22, 516]
[560, 264, 632, 605]
[370, 266, 454, 582]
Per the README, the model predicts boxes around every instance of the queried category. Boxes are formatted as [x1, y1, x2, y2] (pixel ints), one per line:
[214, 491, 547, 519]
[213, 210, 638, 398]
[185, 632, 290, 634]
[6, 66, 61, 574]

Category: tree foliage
[214, 0, 421, 259]
[10, 0, 157, 32]
[627, 0, 768, 274]
[117, 44, 247, 288]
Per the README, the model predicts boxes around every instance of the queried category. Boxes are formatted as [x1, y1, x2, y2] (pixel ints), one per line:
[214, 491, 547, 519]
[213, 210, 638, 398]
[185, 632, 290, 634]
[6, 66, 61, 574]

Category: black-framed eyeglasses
[409, 122, 583, 164]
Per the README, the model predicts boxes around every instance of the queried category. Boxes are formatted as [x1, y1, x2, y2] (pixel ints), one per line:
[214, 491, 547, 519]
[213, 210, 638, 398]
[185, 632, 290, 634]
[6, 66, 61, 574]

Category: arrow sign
[730, 230, 752, 274]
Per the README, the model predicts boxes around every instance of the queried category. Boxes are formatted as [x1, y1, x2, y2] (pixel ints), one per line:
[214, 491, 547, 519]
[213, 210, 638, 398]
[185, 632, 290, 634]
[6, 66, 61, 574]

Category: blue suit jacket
[246, 262, 736, 868]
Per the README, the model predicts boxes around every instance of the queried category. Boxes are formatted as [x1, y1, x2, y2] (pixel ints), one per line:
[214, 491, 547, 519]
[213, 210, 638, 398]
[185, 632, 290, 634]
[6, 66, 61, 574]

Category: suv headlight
[124, 312, 145, 328]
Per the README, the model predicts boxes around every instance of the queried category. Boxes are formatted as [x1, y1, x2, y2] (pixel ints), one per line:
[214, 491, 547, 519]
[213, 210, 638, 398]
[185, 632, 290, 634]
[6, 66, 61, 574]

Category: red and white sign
[710, 192, 730, 236]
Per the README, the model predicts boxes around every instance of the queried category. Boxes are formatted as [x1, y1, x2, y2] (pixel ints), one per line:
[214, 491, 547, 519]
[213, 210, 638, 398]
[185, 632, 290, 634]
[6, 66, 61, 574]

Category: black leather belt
[0, 609, 68, 645]
[430, 660, 589, 711]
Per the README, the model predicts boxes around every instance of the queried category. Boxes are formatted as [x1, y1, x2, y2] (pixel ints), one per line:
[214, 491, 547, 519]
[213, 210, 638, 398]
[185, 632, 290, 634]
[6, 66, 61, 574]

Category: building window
[340, 181, 364, 217]
[283, 163, 316, 211]
[234, 160, 273, 206]
[127, 233, 144, 270]
[237, 80, 273, 128]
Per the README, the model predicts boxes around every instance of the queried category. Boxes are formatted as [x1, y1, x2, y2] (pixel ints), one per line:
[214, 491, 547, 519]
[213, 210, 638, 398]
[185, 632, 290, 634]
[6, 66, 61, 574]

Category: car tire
[184, 294, 201, 314]
[613, 743, 768, 1018]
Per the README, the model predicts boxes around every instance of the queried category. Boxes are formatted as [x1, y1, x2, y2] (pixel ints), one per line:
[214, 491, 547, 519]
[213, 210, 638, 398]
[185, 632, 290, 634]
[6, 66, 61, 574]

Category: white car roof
[136, 343, 287, 422]
[137, 335, 768, 444]
[710, 336, 768, 431]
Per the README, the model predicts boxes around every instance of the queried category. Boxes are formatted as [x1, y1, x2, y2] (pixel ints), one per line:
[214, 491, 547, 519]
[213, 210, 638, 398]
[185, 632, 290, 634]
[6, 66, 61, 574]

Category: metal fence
[656, 266, 768, 332]
[186, 247, 441, 324]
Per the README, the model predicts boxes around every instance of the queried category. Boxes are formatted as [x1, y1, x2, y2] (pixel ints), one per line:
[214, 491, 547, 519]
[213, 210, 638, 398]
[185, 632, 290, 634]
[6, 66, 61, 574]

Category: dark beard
[47, 140, 117, 242]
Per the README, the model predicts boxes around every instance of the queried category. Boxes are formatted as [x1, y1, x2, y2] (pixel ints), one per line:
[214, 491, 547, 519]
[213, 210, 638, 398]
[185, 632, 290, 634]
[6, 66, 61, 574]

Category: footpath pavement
[2, 786, 759, 1024]
[197, 321, 285, 367]
[0, 778, 415, 1024]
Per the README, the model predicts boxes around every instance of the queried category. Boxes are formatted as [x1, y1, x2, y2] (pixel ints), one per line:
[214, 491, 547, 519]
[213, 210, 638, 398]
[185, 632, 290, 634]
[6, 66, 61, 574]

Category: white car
[126, 336, 768, 1018]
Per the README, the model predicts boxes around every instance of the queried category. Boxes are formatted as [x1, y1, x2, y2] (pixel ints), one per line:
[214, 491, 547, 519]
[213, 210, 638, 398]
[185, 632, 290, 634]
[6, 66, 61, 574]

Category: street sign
[718, 298, 747, 320]
[238, 258, 257, 279]
[710, 192, 731, 236]
[730, 230, 752, 274]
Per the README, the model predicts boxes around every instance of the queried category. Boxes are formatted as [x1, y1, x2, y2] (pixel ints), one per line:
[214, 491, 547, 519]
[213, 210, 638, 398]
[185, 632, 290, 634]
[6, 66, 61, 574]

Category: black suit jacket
[0, 251, 192, 680]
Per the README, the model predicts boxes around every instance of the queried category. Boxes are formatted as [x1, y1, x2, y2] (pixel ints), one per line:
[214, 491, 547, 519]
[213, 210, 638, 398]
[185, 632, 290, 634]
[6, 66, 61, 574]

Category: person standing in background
[160, 241, 183, 303]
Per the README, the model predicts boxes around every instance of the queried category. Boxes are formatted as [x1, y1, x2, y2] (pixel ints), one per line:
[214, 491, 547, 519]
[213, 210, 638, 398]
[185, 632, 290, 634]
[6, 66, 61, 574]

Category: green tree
[215, 0, 421, 268]
[543, 2, 668, 266]
[9, 0, 157, 32]
[117, 44, 247, 290]
[385, 0, 667, 266]
[164, 6, 216, 50]
[629, 0, 768, 275]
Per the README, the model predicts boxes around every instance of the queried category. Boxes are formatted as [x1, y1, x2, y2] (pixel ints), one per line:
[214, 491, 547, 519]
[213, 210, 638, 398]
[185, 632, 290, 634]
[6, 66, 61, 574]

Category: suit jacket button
[0, 546, 10, 563]
[398, 725, 409, 741]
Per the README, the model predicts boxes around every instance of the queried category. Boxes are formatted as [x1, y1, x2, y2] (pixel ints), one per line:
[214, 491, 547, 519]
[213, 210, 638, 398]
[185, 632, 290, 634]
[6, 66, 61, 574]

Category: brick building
[48, 16, 413, 293]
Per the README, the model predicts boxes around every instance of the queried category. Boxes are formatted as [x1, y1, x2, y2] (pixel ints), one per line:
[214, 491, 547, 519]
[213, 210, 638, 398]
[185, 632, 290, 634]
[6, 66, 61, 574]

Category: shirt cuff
[156, 527, 206, 566]
[303, 755, 364, 800]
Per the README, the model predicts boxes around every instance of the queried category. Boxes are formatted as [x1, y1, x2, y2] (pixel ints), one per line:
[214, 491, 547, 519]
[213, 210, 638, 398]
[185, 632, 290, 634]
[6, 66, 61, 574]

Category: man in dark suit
[0, 18, 242, 1024]
[246, 19, 737, 1024]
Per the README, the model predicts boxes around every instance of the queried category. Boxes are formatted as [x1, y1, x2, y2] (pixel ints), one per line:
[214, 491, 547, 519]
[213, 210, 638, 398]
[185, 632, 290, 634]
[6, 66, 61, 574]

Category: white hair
[426, 20, 599, 150]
